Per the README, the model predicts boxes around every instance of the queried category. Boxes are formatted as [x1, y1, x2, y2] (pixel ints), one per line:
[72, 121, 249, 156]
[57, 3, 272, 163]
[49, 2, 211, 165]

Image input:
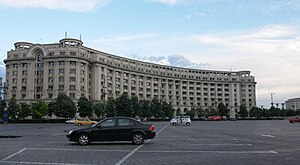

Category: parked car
[74, 119, 97, 126]
[289, 116, 300, 123]
[65, 118, 76, 124]
[170, 116, 191, 126]
[208, 116, 222, 121]
[67, 117, 156, 145]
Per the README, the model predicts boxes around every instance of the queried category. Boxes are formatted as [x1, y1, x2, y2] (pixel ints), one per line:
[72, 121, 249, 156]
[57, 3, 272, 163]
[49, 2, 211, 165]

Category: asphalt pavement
[0, 120, 299, 165]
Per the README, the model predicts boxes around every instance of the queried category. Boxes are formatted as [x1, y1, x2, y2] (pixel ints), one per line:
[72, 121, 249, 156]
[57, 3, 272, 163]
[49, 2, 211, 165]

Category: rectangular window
[48, 77, 54, 83]
[48, 61, 54, 67]
[48, 52, 55, 56]
[59, 61, 64, 66]
[70, 77, 76, 83]
[59, 69, 64, 74]
[22, 78, 27, 83]
[70, 61, 76, 66]
[59, 77, 64, 83]
[70, 69, 76, 74]
[69, 85, 76, 91]
[49, 69, 54, 74]
[59, 85, 64, 90]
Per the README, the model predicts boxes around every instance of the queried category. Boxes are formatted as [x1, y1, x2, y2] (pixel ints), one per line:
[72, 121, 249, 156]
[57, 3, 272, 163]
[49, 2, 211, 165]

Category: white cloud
[87, 25, 300, 107]
[0, 0, 110, 12]
[189, 25, 300, 106]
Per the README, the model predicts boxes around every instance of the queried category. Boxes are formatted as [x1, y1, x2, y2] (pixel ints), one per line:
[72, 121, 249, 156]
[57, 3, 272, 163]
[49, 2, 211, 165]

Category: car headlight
[68, 130, 73, 135]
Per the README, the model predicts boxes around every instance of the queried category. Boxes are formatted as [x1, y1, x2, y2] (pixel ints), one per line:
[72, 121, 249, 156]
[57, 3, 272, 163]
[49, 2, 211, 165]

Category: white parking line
[156, 138, 239, 141]
[115, 124, 168, 165]
[27, 148, 131, 152]
[255, 133, 275, 138]
[51, 134, 66, 136]
[0, 148, 132, 165]
[0, 160, 91, 165]
[1, 148, 27, 161]
[138, 150, 278, 154]
[169, 143, 252, 146]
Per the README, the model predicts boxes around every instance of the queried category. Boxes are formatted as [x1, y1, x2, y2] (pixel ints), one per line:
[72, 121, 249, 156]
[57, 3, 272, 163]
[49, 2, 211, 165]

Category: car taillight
[148, 125, 154, 131]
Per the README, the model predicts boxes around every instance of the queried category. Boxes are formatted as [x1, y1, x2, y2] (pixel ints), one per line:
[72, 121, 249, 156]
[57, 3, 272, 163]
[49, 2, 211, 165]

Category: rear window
[118, 119, 132, 126]
[132, 119, 143, 126]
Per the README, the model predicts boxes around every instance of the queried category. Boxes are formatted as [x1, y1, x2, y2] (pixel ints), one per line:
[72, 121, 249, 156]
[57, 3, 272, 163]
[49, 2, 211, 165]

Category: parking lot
[0, 120, 300, 165]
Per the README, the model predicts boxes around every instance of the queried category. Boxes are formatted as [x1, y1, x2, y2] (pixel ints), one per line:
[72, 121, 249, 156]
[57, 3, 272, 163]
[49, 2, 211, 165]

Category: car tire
[91, 123, 95, 126]
[77, 133, 90, 145]
[132, 133, 144, 145]
[172, 122, 176, 126]
[78, 123, 82, 126]
[186, 122, 191, 126]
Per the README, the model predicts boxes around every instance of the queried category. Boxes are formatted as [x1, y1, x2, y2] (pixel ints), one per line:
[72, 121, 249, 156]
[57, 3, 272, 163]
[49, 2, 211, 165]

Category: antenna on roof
[80, 34, 82, 41]
[65, 31, 68, 39]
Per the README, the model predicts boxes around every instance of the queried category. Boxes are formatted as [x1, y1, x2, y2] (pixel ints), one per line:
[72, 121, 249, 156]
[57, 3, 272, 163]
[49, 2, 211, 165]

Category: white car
[65, 118, 76, 124]
[170, 116, 191, 126]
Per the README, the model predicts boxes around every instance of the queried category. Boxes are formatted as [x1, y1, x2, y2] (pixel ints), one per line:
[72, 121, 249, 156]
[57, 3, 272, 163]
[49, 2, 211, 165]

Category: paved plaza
[0, 120, 300, 165]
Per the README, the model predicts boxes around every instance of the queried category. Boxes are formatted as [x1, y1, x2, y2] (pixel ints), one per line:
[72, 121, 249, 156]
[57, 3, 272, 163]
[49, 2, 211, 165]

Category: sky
[0, 0, 300, 108]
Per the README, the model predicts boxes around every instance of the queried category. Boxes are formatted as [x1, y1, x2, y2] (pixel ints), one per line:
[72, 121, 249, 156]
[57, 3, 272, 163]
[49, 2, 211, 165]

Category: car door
[115, 118, 134, 141]
[114, 118, 134, 141]
[174, 116, 181, 124]
[91, 118, 116, 141]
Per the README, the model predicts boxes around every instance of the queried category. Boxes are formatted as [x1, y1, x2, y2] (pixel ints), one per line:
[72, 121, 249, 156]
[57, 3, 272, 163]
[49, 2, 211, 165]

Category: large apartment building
[4, 38, 256, 118]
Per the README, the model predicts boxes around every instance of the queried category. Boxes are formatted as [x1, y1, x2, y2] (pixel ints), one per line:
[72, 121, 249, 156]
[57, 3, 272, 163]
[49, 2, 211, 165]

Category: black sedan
[66, 117, 156, 145]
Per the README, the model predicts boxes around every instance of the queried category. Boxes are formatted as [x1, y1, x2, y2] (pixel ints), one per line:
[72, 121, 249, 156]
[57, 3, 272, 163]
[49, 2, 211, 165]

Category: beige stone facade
[4, 38, 256, 118]
[286, 98, 300, 110]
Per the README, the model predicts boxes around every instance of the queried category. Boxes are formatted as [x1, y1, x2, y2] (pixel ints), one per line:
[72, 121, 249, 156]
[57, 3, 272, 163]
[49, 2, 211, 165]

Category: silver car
[170, 116, 191, 126]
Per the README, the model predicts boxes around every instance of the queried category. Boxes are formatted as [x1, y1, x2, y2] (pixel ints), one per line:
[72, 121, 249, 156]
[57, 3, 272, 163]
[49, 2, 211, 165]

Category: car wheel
[172, 122, 176, 126]
[78, 133, 90, 145]
[78, 123, 82, 126]
[91, 123, 95, 126]
[132, 133, 144, 145]
[186, 122, 191, 126]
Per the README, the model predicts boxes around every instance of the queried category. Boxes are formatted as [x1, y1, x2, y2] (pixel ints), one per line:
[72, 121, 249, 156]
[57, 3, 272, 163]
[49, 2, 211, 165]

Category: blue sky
[1, 0, 300, 108]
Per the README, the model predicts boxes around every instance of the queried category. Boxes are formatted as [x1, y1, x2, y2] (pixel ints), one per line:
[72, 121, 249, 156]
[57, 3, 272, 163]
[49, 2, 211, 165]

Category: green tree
[239, 105, 248, 118]
[106, 97, 117, 117]
[161, 101, 174, 119]
[19, 103, 32, 119]
[131, 96, 141, 117]
[116, 94, 132, 117]
[8, 97, 20, 119]
[250, 107, 263, 118]
[207, 106, 218, 116]
[296, 109, 300, 116]
[77, 96, 93, 118]
[140, 100, 151, 118]
[93, 101, 106, 118]
[53, 93, 76, 118]
[261, 108, 271, 118]
[47, 101, 56, 117]
[32, 101, 48, 119]
[186, 107, 197, 120]
[0, 102, 5, 118]
[151, 98, 162, 118]
[196, 107, 206, 118]
[218, 103, 229, 117]
[286, 109, 295, 117]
